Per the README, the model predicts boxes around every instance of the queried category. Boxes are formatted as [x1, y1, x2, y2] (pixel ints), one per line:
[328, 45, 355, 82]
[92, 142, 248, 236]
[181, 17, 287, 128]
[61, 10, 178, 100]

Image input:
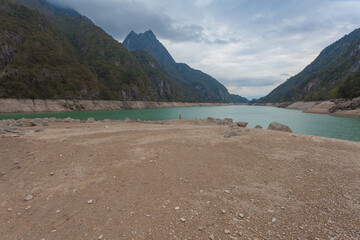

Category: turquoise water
[1, 105, 359, 142]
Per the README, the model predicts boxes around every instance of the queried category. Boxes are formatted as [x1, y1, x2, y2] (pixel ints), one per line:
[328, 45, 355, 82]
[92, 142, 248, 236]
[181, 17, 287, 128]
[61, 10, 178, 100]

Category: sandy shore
[1, 119, 359, 239]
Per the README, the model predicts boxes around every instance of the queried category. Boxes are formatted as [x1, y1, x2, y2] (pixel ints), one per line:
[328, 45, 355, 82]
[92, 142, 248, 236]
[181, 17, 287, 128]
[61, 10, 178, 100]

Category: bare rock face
[267, 122, 293, 133]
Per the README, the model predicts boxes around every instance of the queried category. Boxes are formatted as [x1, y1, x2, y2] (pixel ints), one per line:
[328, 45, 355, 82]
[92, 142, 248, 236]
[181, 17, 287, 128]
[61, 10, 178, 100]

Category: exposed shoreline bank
[0, 98, 240, 114]
[0, 98, 359, 118]
[252, 98, 360, 118]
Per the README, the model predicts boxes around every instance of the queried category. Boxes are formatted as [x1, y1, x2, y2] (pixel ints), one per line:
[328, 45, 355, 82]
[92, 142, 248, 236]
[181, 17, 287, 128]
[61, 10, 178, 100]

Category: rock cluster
[329, 97, 360, 113]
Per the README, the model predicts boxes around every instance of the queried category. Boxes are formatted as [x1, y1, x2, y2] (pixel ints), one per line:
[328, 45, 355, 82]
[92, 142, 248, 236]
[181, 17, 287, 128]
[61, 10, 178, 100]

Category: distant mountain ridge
[1, 0, 248, 103]
[261, 28, 360, 102]
[123, 30, 237, 103]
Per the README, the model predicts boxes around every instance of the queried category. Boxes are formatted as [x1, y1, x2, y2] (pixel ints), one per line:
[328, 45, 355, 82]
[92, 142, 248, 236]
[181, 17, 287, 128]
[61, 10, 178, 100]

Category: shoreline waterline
[1, 105, 359, 142]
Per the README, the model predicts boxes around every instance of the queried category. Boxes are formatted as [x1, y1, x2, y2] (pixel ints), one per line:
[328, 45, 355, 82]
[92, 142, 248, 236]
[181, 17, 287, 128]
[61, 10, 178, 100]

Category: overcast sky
[49, 0, 360, 99]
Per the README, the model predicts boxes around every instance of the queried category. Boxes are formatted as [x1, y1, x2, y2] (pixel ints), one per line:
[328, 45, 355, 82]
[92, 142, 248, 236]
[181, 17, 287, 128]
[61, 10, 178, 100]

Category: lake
[1, 105, 359, 142]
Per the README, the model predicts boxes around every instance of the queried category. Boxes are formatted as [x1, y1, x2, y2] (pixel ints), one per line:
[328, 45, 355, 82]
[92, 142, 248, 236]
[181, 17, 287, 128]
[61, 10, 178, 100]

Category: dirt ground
[1, 120, 359, 240]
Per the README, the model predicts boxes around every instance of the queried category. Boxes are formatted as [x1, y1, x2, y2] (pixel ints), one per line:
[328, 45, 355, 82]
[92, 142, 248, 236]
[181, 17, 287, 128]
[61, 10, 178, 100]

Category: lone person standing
[179, 114, 182, 120]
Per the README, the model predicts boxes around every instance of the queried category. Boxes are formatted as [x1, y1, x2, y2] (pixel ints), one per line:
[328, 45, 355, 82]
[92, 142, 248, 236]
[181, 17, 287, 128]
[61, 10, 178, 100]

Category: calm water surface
[1, 105, 359, 142]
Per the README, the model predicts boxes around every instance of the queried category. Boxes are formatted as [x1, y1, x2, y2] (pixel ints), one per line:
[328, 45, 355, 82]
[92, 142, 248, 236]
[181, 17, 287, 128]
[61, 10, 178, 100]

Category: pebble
[24, 195, 33, 201]
[50, 172, 54, 176]
[104, 126, 109, 129]
[198, 226, 203, 231]
[98, 235, 104, 240]
[180, 218, 186, 222]
[239, 213, 244, 218]
[56, 210, 60, 213]
[25, 206, 31, 210]
[225, 190, 230, 194]
[272, 217, 277, 223]
[209, 234, 215, 240]
[87, 200, 93, 204]
[221, 209, 226, 214]
[200, 189, 204, 193]
[175, 206, 180, 210]
[34, 128, 44, 133]
[8, 208, 12, 211]
[224, 229, 231, 234]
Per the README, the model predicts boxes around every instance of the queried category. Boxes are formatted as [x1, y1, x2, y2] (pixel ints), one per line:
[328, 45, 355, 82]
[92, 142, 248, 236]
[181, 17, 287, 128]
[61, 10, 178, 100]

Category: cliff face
[123, 30, 233, 103]
[261, 28, 360, 102]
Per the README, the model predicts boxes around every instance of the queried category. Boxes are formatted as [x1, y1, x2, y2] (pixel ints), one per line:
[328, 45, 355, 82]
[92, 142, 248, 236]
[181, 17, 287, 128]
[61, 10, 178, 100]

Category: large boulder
[267, 122, 293, 133]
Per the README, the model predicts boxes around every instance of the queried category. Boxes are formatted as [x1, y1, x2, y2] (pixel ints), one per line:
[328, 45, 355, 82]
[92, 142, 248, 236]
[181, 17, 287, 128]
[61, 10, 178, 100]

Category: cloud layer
[49, 0, 360, 99]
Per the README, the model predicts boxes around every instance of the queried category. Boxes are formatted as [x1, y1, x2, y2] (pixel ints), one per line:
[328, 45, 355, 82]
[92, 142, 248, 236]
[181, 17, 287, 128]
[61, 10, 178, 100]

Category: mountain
[230, 94, 249, 103]
[0, 0, 188, 101]
[123, 30, 232, 103]
[261, 28, 360, 102]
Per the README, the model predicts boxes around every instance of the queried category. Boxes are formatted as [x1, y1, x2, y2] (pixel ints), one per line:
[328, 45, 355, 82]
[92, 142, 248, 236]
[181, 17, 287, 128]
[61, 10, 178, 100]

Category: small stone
[104, 125, 109, 129]
[98, 235, 104, 240]
[56, 210, 60, 213]
[25, 206, 31, 210]
[24, 195, 33, 201]
[34, 128, 44, 133]
[180, 218, 186, 222]
[209, 234, 215, 240]
[225, 190, 230, 194]
[175, 206, 180, 210]
[239, 213, 244, 218]
[200, 189, 204, 193]
[224, 229, 231, 234]
[50, 172, 54, 176]
[272, 217, 277, 223]
[87, 200, 93, 204]
[8, 208, 12, 211]
[198, 226, 203, 231]
[221, 209, 226, 214]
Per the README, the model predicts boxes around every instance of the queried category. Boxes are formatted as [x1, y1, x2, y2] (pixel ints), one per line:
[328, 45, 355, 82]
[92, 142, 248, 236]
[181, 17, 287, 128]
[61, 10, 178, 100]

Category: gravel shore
[1, 119, 359, 239]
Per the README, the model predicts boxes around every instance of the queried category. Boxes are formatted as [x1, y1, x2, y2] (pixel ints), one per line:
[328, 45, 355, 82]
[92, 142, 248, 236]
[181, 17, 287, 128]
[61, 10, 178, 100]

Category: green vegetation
[260, 28, 360, 102]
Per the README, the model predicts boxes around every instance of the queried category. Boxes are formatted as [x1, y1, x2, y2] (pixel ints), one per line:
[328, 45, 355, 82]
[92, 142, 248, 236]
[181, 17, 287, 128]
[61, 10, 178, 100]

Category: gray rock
[180, 217, 186, 222]
[267, 122, 293, 132]
[224, 131, 241, 138]
[235, 121, 248, 127]
[255, 125, 263, 129]
[87, 118, 95, 123]
[34, 128, 44, 133]
[24, 195, 33, 201]
[224, 118, 233, 123]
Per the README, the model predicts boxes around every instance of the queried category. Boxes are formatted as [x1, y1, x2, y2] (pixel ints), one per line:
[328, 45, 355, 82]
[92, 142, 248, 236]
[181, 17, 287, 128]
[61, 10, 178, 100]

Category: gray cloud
[47, 0, 360, 98]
